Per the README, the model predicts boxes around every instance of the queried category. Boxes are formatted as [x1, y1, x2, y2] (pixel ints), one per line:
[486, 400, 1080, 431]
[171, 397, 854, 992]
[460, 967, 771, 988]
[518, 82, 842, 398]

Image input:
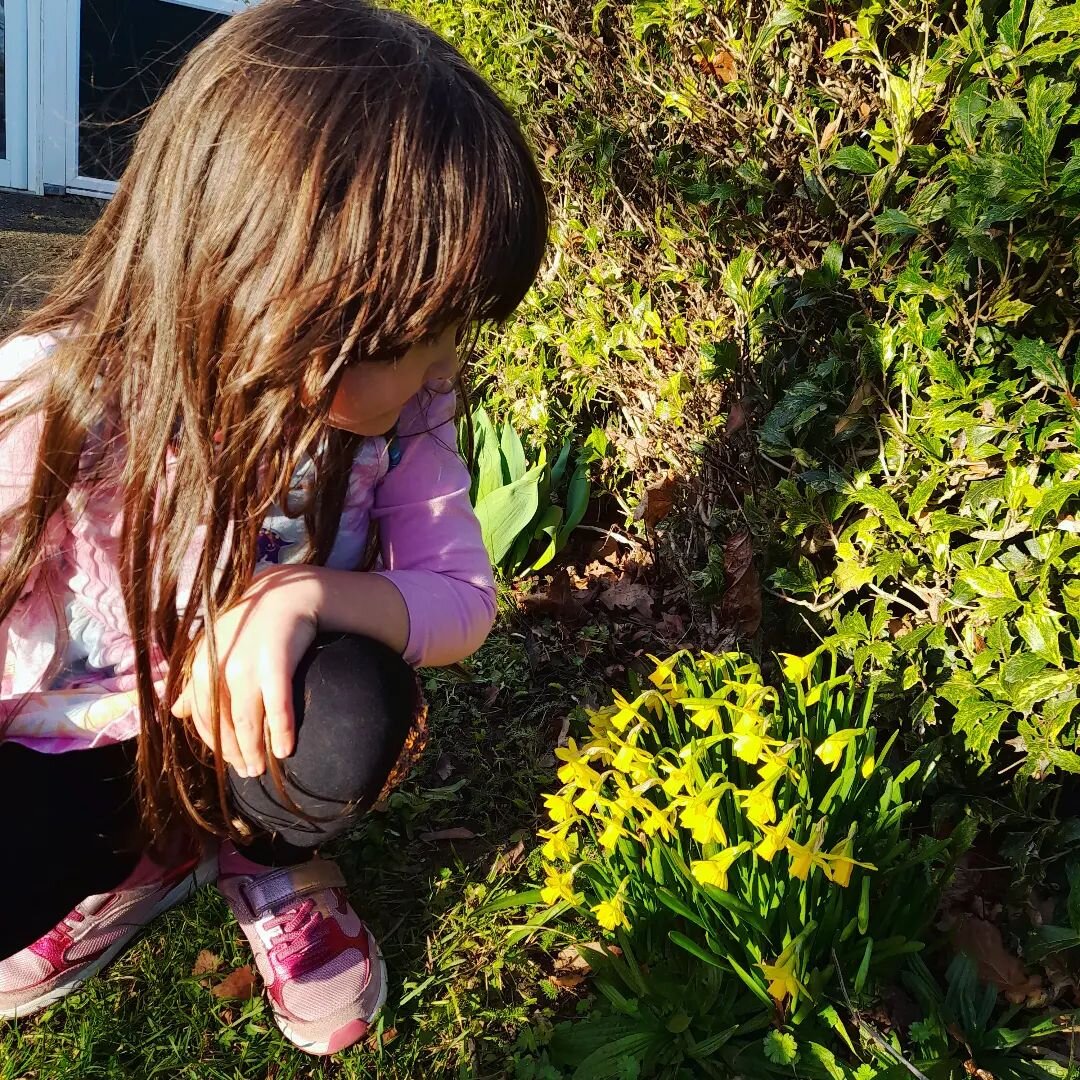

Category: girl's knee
[227, 633, 420, 848]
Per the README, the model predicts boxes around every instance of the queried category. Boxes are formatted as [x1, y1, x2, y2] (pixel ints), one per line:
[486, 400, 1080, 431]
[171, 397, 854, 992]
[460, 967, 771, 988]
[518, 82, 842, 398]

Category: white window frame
[163, 0, 249, 13]
[0, 0, 30, 191]
[63, 0, 249, 198]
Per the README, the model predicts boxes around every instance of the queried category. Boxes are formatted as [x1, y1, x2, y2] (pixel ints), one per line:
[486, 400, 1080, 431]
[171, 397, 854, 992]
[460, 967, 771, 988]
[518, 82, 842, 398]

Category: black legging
[0, 633, 421, 959]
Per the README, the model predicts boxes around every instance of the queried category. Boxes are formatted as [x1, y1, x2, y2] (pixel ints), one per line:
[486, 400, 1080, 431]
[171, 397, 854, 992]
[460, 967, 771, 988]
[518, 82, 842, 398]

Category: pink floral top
[0, 334, 496, 753]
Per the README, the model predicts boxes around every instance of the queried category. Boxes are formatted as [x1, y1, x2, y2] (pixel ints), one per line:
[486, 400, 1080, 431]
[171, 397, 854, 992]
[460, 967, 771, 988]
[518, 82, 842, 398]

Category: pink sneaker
[216, 843, 387, 1056]
[0, 847, 217, 1019]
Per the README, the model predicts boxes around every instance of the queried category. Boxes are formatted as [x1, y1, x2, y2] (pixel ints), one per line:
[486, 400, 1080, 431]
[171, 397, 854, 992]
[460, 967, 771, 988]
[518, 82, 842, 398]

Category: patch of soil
[0, 192, 101, 335]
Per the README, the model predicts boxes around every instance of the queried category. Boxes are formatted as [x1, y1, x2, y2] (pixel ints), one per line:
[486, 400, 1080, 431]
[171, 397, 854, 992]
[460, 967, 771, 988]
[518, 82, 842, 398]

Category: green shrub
[734, 0, 1080, 780]
[533, 650, 966, 1076]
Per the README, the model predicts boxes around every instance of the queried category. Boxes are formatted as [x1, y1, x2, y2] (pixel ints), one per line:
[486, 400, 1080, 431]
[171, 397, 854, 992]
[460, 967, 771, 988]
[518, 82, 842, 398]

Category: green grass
[0, 620, 606, 1078]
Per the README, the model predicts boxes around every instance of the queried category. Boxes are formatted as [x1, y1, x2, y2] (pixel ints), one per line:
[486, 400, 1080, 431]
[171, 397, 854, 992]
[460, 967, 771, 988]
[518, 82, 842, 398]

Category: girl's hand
[171, 568, 320, 777]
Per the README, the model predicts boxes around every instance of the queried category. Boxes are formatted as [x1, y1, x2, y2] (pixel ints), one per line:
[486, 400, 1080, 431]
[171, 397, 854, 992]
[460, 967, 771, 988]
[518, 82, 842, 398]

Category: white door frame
[59, 0, 249, 198]
[0, 0, 31, 191]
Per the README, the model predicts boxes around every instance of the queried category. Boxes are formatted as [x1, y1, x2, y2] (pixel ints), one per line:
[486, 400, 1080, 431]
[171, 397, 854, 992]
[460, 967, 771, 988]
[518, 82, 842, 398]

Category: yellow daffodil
[778, 651, 817, 683]
[610, 690, 646, 731]
[759, 948, 806, 1004]
[729, 709, 782, 765]
[542, 791, 578, 825]
[540, 865, 583, 906]
[611, 738, 654, 781]
[647, 654, 679, 691]
[593, 893, 630, 931]
[640, 804, 678, 840]
[755, 808, 796, 862]
[738, 777, 778, 827]
[756, 747, 794, 784]
[814, 728, 862, 770]
[610, 777, 655, 818]
[659, 752, 696, 798]
[682, 700, 721, 731]
[539, 824, 579, 863]
[674, 780, 730, 846]
[598, 812, 630, 852]
[646, 654, 688, 703]
[690, 842, 750, 890]
[785, 820, 829, 880]
[821, 834, 876, 887]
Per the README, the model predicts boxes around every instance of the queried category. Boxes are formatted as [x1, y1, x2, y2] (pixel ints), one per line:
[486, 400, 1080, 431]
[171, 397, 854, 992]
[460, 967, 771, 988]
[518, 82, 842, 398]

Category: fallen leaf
[520, 568, 586, 619]
[598, 580, 654, 617]
[696, 48, 737, 83]
[555, 714, 571, 747]
[211, 965, 257, 1000]
[819, 114, 842, 151]
[834, 381, 876, 435]
[953, 916, 1043, 1004]
[555, 944, 599, 975]
[493, 840, 526, 874]
[725, 399, 752, 437]
[366, 1026, 400, 1050]
[420, 827, 477, 842]
[435, 754, 455, 781]
[192, 949, 221, 978]
[634, 475, 678, 528]
[718, 529, 762, 638]
[549, 973, 587, 989]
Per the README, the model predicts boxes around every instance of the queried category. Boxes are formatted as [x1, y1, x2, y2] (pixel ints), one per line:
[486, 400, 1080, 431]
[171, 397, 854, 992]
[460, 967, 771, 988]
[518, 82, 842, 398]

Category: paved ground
[0, 191, 101, 335]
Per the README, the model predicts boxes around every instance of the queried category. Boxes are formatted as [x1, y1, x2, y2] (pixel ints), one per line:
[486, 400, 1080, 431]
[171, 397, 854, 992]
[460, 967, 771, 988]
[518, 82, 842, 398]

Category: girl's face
[326, 321, 463, 435]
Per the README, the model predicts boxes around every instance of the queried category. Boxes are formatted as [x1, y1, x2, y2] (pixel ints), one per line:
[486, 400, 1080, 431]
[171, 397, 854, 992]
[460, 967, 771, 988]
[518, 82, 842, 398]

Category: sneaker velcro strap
[241, 859, 347, 918]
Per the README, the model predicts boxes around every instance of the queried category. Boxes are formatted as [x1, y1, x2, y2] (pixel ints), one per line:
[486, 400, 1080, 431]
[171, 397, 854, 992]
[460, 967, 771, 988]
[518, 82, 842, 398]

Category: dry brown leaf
[953, 916, 1043, 1004]
[725, 399, 752, 437]
[192, 949, 221, 979]
[634, 475, 678, 529]
[719, 530, 761, 638]
[521, 568, 586, 619]
[598, 580, 654, 617]
[834, 381, 876, 435]
[696, 49, 737, 83]
[819, 115, 842, 150]
[550, 973, 587, 989]
[211, 964, 257, 1000]
[555, 944, 597, 975]
[493, 840, 526, 874]
[366, 1025, 400, 1050]
[420, 827, 477, 842]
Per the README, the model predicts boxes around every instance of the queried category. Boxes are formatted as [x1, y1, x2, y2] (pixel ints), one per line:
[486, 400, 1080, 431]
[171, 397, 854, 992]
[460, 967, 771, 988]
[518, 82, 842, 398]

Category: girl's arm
[369, 382, 497, 667]
[174, 384, 496, 776]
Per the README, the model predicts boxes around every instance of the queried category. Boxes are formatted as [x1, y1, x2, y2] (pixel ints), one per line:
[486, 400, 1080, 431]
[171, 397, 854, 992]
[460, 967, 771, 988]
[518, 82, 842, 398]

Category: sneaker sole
[274, 934, 389, 1056]
[0, 852, 218, 1020]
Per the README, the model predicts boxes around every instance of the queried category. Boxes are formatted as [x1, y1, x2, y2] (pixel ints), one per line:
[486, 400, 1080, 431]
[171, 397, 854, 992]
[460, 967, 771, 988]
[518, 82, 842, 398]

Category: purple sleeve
[371, 383, 497, 667]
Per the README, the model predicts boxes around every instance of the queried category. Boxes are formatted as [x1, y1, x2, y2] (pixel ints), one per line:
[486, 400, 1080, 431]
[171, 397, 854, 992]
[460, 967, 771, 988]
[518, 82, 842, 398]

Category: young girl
[0, 0, 546, 1057]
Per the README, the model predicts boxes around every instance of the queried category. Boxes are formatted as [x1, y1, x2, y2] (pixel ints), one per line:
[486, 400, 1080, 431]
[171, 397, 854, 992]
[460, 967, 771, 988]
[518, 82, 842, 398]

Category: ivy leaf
[1016, 606, 1065, 667]
[829, 145, 879, 175]
[959, 566, 1018, 601]
[1012, 337, 1074, 395]
[952, 696, 1013, 758]
[846, 485, 913, 535]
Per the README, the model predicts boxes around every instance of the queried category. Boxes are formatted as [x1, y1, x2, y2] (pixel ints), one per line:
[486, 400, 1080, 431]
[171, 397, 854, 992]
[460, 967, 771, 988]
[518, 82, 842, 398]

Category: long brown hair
[0, 0, 547, 842]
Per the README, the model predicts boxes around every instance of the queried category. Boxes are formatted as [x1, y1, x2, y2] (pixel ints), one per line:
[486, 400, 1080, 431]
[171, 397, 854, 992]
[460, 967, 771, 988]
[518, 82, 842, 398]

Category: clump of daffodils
[538, 650, 936, 1011]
